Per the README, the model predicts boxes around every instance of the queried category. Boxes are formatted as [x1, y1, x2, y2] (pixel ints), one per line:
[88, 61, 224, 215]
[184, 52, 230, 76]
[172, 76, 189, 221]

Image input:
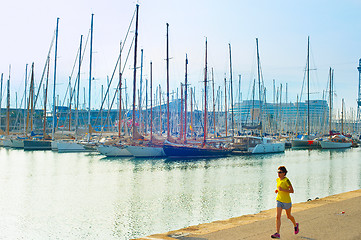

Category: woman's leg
[285, 207, 296, 226]
[276, 207, 282, 233]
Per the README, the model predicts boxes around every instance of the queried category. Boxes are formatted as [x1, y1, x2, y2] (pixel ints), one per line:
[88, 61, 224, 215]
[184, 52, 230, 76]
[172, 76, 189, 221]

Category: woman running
[271, 166, 299, 239]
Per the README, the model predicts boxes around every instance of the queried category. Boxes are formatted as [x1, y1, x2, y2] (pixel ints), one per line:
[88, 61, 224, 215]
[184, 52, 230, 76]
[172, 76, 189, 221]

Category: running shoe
[295, 223, 299, 234]
[271, 232, 280, 238]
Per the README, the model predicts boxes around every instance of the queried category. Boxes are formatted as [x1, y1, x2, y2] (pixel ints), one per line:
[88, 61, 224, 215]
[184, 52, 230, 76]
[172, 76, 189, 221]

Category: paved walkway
[138, 189, 361, 240]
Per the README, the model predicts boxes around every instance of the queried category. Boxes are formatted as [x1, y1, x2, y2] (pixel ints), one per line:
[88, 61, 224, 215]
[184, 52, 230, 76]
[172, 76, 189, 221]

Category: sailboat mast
[159, 85, 162, 134]
[43, 57, 50, 137]
[139, 49, 143, 133]
[68, 77, 72, 131]
[212, 68, 215, 137]
[341, 98, 344, 134]
[256, 38, 262, 135]
[166, 23, 170, 140]
[145, 79, 148, 134]
[180, 83, 183, 140]
[26, 64, 34, 133]
[118, 42, 122, 138]
[224, 76, 227, 137]
[190, 87, 193, 137]
[132, 4, 139, 140]
[184, 54, 188, 142]
[295, 94, 299, 134]
[24, 64, 28, 134]
[88, 13, 94, 140]
[30, 65, 35, 131]
[238, 75, 242, 132]
[52, 18, 59, 140]
[329, 67, 332, 134]
[203, 38, 208, 145]
[229, 43, 234, 138]
[252, 79, 255, 126]
[0, 73, 3, 131]
[150, 61, 153, 141]
[30, 68, 34, 132]
[76, 35, 83, 137]
[6, 65, 10, 135]
[307, 36, 310, 135]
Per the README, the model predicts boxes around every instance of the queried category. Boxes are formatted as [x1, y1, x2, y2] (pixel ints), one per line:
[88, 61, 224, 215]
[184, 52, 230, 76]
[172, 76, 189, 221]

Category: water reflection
[0, 147, 360, 239]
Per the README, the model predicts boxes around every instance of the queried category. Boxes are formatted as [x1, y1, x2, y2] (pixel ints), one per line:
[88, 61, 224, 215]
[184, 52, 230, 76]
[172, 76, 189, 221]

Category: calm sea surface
[0, 147, 360, 239]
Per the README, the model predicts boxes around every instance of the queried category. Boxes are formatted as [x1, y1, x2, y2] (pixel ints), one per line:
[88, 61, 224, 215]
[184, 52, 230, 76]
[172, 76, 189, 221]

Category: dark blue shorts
[277, 200, 292, 210]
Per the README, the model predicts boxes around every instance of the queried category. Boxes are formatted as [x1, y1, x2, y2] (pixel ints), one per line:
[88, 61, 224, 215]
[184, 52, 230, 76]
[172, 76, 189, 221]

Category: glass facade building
[233, 100, 329, 134]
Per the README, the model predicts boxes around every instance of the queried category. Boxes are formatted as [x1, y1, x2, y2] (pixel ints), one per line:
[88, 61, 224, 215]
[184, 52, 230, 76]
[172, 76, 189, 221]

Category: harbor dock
[138, 189, 361, 240]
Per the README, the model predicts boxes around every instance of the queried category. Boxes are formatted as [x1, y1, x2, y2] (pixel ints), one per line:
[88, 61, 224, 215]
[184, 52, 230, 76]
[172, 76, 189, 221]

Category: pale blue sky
[0, 0, 360, 118]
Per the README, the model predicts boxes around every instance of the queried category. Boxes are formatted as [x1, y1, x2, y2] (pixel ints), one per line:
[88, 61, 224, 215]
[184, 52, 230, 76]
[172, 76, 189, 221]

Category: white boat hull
[57, 141, 96, 153]
[250, 142, 285, 154]
[3, 139, 12, 147]
[97, 145, 132, 157]
[125, 145, 166, 157]
[51, 141, 58, 151]
[11, 139, 24, 148]
[320, 141, 352, 149]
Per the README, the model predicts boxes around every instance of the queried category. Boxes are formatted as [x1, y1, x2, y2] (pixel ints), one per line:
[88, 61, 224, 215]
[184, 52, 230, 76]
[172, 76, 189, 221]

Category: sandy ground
[136, 189, 361, 240]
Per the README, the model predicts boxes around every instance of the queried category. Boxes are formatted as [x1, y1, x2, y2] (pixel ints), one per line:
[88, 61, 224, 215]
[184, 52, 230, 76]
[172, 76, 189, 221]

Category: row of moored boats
[1, 133, 358, 158]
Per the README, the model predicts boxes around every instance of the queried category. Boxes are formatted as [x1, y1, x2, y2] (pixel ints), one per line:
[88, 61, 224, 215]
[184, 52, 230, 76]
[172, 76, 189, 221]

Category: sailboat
[9, 138, 25, 148]
[98, 144, 132, 157]
[124, 13, 166, 158]
[23, 19, 60, 151]
[2, 66, 13, 148]
[320, 92, 352, 149]
[8, 66, 30, 149]
[163, 39, 231, 158]
[97, 137, 133, 157]
[291, 36, 320, 149]
[232, 38, 285, 154]
[232, 135, 285, 154]
[320, 134, 352, 149]
[97, 39, 133, 157]
[57, 15, 97, 153]
[23, 60, 53, 150]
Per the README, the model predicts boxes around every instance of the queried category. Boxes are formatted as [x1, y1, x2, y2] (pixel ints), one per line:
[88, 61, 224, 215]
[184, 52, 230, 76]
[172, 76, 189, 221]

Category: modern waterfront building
[233, 99, 329, 135]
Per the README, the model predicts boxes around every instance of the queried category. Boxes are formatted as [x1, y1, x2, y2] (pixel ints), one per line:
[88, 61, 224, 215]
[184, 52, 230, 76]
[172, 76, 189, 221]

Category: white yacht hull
[11, 139, 24, 148]
[51, 141, 58, 151]
[57, 141, 96, 153]
[320, 141, 352, 149]
[3, 139, 12, 147]
[125, 145, 166, 157]
[97, 145, 132, 157]
[250, 142, 285, 154]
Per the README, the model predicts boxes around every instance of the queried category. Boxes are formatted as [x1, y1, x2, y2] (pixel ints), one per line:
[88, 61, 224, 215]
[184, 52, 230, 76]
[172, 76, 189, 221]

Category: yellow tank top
[276, 177, 292, 203]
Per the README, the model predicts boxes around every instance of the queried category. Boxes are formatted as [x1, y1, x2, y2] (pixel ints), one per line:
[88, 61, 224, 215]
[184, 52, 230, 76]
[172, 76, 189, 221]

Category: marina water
[0, 147, 360, 239]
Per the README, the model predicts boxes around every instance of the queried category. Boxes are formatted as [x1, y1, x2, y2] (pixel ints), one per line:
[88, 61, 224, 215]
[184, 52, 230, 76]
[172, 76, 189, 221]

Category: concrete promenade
[137, 189, 361, 240]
